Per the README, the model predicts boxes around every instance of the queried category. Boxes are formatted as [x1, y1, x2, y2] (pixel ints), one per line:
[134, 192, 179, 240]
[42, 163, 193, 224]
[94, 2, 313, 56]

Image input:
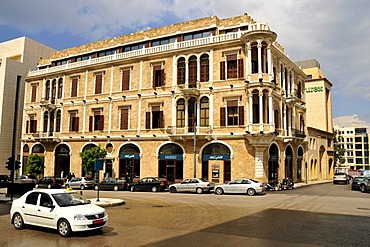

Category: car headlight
[74, 214, 87, 220]
[104, 211, 108, 217]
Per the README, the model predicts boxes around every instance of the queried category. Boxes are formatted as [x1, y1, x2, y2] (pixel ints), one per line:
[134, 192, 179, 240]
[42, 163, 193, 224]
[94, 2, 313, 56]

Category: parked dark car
[129, 177, 169, 192]
[359, 177, 370, 193]
[0, 174, 9, 188]
[351, 176, 368, 190]
[35, 177, 65, 189]
[94, 177, 127, 191]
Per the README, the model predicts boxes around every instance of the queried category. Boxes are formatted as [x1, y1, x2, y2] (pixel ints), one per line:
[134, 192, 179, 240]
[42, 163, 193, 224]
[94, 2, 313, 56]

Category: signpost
[94, 159, 104, 202]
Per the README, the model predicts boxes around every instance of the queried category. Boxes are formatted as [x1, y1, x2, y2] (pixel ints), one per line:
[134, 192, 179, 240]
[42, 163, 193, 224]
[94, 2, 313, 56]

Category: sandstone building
[22, 13, 331, 184]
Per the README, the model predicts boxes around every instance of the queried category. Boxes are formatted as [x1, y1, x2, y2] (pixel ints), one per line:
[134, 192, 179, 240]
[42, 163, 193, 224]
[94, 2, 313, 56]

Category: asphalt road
[1, 183, 370, 247]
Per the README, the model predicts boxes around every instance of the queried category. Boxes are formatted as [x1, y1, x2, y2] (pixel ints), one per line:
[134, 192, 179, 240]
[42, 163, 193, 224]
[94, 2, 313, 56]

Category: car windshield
[52, 192, 90, 207]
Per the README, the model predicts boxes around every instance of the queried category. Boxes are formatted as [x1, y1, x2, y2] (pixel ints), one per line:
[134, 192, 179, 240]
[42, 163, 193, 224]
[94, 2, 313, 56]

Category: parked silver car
[169, 178, 214, 194]
[214, 178, 265, 196]
[65, 177, 95, 190]
[333, 172, 350, 184]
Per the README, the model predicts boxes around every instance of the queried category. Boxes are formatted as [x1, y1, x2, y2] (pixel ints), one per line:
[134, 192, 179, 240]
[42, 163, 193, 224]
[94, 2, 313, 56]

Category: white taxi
[10, 188, 108, 237]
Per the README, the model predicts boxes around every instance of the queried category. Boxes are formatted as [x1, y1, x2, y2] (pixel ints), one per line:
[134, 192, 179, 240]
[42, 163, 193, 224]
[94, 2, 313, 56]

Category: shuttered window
[95, 74, 102, 94]
[71, 78, 78, 97]
[31, 85, 37, 102]
[122, 70, 130, 91]
[120, 109, 129, 130]
[153, 65, 164, 87]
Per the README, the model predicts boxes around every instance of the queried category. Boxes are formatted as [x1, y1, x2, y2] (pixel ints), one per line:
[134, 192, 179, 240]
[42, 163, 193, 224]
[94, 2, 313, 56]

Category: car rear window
[85, 177, 94, 181]
[334, 173, 345, 175]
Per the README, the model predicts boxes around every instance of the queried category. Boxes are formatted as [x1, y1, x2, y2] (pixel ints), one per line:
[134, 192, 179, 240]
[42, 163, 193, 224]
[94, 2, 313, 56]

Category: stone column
[257, 40, 262, 78]
[259, 92, 263, 131]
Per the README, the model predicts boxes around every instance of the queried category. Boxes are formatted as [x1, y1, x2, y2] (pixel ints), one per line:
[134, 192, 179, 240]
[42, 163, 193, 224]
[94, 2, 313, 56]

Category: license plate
[93, 219, 104, 224]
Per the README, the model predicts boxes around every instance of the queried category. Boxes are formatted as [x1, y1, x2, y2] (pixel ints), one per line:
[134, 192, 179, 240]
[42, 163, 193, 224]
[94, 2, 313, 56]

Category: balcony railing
[292, 128, 306, 138]
[29, 31, 249, 77]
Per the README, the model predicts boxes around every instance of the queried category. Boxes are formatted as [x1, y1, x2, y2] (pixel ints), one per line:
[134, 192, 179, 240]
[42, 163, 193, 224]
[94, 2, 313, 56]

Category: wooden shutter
[120, 109, 129, 130]
[220, 61, 225, 80]
[33, 120, 37, 133]
[239, 106, 244, 126]
[145, 112, 151, 129]
[71, 78, 78, 97]
[74, 117, 79, 131]
[160, 69, 165, 86]
[95, 74, 102, 94]
[89, 116, 93, 132]
[26, 121, 29, 134]
[99, 115, 104, 130]
[31, 85, 37, 102]
[238, 59, 244, 78]
[159, 111, 164, 128]
[220, 107, 226, 126]
[122, 70, 130, 91]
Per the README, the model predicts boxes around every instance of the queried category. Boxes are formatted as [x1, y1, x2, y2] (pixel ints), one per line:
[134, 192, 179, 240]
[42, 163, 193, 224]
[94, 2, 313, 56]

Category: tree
[333, 130, 346, 168]
[79, 146, 107, 176]
[26, 154, 44, 177]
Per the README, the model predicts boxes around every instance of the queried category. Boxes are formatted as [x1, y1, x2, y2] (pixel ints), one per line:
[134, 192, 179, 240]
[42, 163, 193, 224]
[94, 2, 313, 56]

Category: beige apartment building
[0, 37, 54, 174]
[22, 13, 323, 184]
[296, 59, 334, 181]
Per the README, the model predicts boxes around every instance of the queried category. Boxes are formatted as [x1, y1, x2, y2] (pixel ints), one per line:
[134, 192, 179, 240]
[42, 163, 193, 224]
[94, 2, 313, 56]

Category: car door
[69, 178, 78, 188]
[37, 192, 56, 228]
[22, 192, 40, 225]
[187, 179, 198, 192]
[177, 179, 190, 192]
[225, 179, 242, 193]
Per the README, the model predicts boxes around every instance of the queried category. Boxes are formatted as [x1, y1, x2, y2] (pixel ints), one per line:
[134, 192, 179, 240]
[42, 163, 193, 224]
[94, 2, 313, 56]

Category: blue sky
[1, 0, 369, 128]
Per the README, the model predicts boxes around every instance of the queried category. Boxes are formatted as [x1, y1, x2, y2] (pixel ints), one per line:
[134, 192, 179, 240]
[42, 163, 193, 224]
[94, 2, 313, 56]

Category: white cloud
[333, 115, 370, 128]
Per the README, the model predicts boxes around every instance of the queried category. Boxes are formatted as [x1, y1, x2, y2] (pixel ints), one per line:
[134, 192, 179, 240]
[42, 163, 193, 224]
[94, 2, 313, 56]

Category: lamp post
[193, 100, 197, 178]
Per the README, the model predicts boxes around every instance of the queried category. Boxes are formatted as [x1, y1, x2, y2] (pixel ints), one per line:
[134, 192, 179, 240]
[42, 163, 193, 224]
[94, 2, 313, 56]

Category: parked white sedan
[169, 178, 214, 194]
[10, 188, 108, 237]
[214, 178, 265, 196]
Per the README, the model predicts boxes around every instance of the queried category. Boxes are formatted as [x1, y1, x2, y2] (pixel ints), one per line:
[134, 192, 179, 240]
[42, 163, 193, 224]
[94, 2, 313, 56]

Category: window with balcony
[26, 116, 37, 134]
[121, 69, 130, 91]
[152, 65, 164, 88]
[151, 37, 176, 47]
[98, 48, 116, 57]
[120, 108, 129, 130]
[176, 99, 185, 128]
[45, 80, 50, 100]
[56, 110, 61, 132]
[183, 30, 212, 41]
[95, 73, 103, 94]
[69, 111, 79, 132]
[51, 79, 56, 101]
[200, 97, 209, 127]
[177, 57, 185, 85]
[89, 109, 104, 131]
[71, 77, 78, 97]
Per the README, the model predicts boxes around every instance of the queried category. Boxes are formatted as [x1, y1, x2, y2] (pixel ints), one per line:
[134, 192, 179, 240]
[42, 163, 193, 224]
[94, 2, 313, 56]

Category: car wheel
[215, 187, 223, 195]
[58, 219, 71, 237]
[170, 187, 177, 193]
[47, 184, 52, 189]
[13, 213, 24, 230]
[360, 184, 367, 193]
[113, 185, 119, 191]
[80, 185, 85, 190]
[196, 187, 203, 194]
[94, 185, 99, 190]
[247, 188, 256, 196]
[151, 186, 158, 192]
[130, 186, 135, 192]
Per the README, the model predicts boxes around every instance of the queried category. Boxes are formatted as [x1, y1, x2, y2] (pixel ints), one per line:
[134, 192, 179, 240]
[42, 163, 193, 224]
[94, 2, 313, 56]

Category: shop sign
[306, 86, 323, 93]
[119, 154, 140, 159]
[159, 154, 183, 160]
[203, 154, 230, 161]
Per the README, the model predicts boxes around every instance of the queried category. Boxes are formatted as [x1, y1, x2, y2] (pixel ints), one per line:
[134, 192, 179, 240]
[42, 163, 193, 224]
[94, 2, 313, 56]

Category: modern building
[296, 59, 334, 181]
[334, 126, 369, 170]
[0, 37, 54, 174]
[22, 13, 329, 184]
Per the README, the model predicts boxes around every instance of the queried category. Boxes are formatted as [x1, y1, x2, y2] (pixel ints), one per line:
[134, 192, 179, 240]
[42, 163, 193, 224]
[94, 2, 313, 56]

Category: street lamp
[193, 100, 197, 178]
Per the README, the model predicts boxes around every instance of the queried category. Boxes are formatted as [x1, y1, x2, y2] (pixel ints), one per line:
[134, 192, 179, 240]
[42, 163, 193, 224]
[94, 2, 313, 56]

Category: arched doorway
[119, 143, 141, 182]
[285, 146, 293, 179]
[158, 143, 184, 183]
[268, 144, 279, 181]
[55, 144, 70, 178]
[297, 147, 304, 181]
[201, 143, 231, 183]
[22, 144, 30, 175]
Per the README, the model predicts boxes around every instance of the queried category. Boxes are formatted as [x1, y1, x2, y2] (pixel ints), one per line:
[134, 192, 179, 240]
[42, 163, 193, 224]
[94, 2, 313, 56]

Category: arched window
[43, 111, 48, 132]
[45, 80, 50, 100]
[200, 54, 209, 82]
[50, 110, 55, 133]
[188, 56, 197, 87]
[57, 78, 63, 99]
[51, 79, 57, 100]
[56, 110, 61, 132]
[262, 90, 269, 123]
[177, 57, 185, 85]
[252, 90, 259, 124]
[200, 97, 209, 127]
[176, 99, 185, 127]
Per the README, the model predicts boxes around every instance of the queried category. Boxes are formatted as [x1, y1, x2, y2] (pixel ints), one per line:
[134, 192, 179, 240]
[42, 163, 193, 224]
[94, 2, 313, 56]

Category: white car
[10, 188, 108, 237]
[214, 178, 265, 196]
[169, 178, 215, 194]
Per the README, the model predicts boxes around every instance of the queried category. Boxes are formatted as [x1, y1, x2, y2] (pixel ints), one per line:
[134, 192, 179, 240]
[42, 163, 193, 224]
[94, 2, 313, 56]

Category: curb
[90, 198, 126, 207]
